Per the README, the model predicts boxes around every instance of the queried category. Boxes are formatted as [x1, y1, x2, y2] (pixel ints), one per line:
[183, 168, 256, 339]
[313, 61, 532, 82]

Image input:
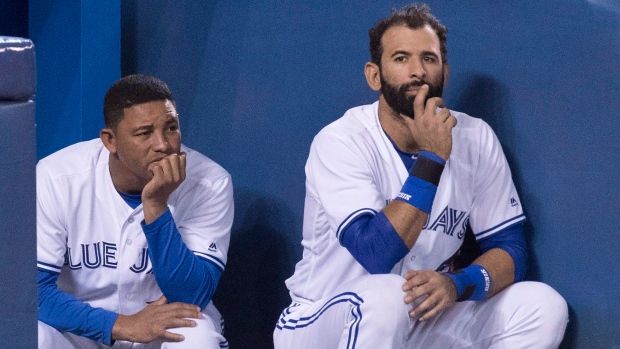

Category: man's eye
[169, 125, 179, 131]
[136, 131, 150, 137]
[395, 56, 406, 62]
[423, 56, 436, 63]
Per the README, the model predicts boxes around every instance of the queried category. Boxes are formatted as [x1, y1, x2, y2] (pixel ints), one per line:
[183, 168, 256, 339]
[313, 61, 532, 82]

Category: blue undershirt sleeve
[141, 209, 222, 309]
[478, 222, 527, 282]
[37, 268, 117, 345]
[340, 211, 409, 274]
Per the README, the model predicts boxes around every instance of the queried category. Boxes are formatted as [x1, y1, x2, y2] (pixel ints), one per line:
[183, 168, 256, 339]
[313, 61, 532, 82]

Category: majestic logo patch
[510, 197, 519, 207]
[208, 242, 217, 252]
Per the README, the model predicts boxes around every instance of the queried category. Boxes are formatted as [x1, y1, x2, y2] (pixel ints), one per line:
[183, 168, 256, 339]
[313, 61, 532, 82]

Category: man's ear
[100, 128, 117, 154]
[442, 62, 450, 88]
[364, 62, 382, 91]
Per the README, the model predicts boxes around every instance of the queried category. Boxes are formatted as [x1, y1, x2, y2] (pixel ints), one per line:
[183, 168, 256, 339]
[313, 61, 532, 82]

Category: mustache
[401, 80, 427, 90]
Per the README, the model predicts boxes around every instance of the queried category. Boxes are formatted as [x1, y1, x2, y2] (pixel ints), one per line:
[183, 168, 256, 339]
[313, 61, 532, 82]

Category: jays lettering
[423, 205, 469, 239]
[385, 199, 469, 239]
[64, 242, 152, 274]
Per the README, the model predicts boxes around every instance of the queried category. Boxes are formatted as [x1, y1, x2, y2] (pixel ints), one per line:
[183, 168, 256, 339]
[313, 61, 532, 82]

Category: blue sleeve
[478, 222, 527, 282]
[340, 211, 409, 274]
[37, 269, 117, 345]
[142, 209, 222, 309]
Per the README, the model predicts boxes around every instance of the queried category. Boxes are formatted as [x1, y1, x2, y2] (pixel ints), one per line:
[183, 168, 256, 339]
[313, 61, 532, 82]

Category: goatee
[380, 75, 443, 119]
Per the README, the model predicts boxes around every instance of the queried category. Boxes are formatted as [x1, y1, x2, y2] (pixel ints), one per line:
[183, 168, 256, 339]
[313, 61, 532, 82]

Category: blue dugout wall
[18, 0, 620, 348]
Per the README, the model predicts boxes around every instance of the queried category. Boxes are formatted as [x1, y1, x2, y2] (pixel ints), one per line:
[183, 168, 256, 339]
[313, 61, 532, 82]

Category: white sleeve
[36, 161, 68, 272]
[306, 132, 385, 239]
[470, 122, 525, 240]
[175, 175, 233, 271]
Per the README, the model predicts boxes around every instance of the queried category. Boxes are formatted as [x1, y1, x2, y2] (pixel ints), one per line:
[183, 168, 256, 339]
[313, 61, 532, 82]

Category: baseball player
[273, 4, 568, 348]
[37, 75, 233, 348]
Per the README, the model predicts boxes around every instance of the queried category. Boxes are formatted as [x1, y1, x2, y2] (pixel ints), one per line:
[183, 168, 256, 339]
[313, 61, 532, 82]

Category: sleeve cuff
[141, 209, 173, 234]
[102, 312, 119, 346]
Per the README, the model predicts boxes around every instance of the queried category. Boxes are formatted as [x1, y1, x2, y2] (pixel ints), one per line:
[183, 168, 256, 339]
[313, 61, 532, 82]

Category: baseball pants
[273, 274, 568, 349]
[38, 310, 228, 349]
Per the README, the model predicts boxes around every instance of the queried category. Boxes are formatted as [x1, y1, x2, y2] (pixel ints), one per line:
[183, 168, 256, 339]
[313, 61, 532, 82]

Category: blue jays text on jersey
[64, 242, 153, 274]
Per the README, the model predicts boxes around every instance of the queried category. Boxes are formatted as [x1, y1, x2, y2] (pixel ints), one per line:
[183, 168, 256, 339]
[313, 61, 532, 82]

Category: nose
[409, 58, 426, 79]
[151, 131, 170, 152]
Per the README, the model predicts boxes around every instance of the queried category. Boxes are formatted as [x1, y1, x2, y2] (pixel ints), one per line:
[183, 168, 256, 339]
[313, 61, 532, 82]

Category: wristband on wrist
[443, 264, 491, 302]
[410, 153, 445, 185]
[395, 152, 445, 213]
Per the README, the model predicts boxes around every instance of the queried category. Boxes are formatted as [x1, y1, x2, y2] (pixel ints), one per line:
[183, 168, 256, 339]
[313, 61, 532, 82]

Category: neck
[108, 154, 146, 195]
[377, 95, 420, 153]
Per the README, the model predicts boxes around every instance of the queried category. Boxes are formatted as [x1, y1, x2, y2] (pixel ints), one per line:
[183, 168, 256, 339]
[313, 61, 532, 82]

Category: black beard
[380, 75, 443, 119]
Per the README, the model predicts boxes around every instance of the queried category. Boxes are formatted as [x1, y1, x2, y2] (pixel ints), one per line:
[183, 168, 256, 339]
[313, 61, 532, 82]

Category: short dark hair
[369, 3, 448, 66]
[103, 74, 175, 129]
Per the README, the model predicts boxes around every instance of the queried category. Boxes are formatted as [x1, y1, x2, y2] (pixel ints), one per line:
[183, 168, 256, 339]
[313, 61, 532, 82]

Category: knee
[503, 281, 569, 343]
[520, 282, 568, 327]
[348, 274, 410, 330]
[164, 314, 224, 349]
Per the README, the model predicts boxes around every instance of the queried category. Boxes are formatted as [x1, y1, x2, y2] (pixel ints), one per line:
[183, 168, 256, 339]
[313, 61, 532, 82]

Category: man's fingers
[165, 317, 197, 329]
[413, 84, 429, 119]
[161, 331, 185, 342]
[425, 97, 445, 115]
[148, 162, 164, 179]
[163, 303, 202, 319]
[412, 295, 443, 321]
[447, 114, 458, 128]
[166, 154, 181, 182]
[436, 107, 451, 122]
[179, 152, 187, 181]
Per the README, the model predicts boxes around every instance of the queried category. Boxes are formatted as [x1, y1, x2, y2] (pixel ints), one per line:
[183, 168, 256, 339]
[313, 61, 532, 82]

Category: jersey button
[128, 217, 135, 224]
[126, 239, 133, 246]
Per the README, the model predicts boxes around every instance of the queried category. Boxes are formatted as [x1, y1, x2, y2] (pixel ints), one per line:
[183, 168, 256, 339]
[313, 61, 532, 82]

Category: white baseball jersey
[36, 139, 233, 316]
[285, 101, 524, 303]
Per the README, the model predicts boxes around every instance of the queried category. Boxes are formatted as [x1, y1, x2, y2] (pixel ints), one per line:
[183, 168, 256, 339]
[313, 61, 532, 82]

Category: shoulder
[37, 139, 108, 179]
[318, 102, 378, 139]
[451, 110, 498, 148]
[181, 144, 231, 189]
[312, 102, 380, 153]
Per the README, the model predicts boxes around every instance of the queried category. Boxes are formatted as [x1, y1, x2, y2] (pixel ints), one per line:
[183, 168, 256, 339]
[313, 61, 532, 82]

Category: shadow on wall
[212, 188, 298, 349]
[452, 74, 576, 348]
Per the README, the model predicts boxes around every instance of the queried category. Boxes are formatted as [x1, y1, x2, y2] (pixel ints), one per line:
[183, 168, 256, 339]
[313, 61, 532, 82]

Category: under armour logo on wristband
[481, 268, 490, 292]
[397, 192, 412, 201]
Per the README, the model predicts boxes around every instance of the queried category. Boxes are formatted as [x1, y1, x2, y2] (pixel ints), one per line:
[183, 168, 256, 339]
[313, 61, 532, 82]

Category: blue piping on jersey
[336, 208, 377, 239]
[276, 292, 364, 349]
[37, 261, 62, 273]
[474, 214, 526, 238]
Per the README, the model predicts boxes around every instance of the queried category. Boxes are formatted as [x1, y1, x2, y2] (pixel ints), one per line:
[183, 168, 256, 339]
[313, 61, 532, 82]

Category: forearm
[143, 199, 169, 225]
[472, 248, 515, 297]
[38, 269, 117, 345]
[383, 200, 428, 249]
[143, 210, 222, 309]
[385, 151, 444, 248]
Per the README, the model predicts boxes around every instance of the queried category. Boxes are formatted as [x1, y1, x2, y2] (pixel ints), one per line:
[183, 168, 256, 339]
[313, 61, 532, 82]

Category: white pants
[39, 311, 228, 349]
[273, 274, 568, 349]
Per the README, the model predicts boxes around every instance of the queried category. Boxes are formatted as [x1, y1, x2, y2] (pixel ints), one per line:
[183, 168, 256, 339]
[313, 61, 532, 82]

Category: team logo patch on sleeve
[510, 197, 519, 207]
[208, 242, 218, 252]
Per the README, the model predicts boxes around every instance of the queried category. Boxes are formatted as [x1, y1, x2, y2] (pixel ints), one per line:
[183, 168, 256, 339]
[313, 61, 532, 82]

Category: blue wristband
[444, 264, 491, 301]
[395, 176, 438, 213]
